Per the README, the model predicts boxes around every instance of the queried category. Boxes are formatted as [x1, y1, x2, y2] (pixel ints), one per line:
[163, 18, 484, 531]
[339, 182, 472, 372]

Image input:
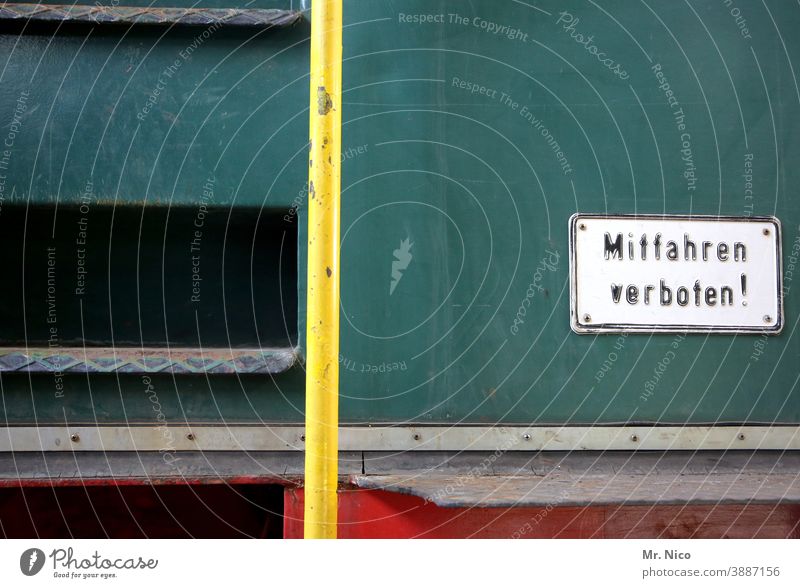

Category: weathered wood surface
[354, 451, 800, 507]
[3, 450, 798, 509]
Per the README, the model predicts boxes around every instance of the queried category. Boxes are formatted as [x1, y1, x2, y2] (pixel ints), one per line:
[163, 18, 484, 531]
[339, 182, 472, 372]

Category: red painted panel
[284, 488, 800, 539]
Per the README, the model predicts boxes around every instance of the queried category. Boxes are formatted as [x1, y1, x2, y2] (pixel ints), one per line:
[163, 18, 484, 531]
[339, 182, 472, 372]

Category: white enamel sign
[569, 214, 783, 334]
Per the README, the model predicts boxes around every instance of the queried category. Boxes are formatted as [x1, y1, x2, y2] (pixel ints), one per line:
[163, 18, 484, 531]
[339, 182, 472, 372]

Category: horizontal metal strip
[2, 451, 798, 508]
[0, 4, 303, 28]
[353, 472, 800, 507]
[0, 347, 297, 374]
[1, 425, 799, 452]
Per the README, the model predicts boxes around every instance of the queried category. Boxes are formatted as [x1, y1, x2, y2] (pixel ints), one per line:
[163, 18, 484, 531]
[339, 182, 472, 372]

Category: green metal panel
[1, 0, 799, 426]
[330, 0, 800, 425]
[0, 1, 309, 210]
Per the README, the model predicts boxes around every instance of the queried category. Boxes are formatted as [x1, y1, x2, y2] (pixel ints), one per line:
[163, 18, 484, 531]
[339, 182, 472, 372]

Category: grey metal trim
[3, 450, 798, 509]
[568, 213, 784, 334]
[0, 451, 361, 485]
[0, 4, 303, 28]
[0, 346, 297, 374]
[1, 425, 798, 452]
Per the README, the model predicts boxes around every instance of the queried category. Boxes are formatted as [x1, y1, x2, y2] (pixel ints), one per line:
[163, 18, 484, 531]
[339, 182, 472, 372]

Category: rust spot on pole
[317, 86, 333, 115]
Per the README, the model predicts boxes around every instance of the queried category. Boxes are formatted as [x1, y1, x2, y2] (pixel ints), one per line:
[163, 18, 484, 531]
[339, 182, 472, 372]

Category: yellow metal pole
[304, 0, 342, 539]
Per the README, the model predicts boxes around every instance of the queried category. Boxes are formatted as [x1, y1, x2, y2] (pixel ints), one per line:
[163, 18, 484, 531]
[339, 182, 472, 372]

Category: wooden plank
[354, 451, 800, 507]
[284, 488, 800, 539]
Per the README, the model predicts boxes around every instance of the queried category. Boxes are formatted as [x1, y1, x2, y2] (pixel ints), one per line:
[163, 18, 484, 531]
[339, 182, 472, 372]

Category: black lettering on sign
[610, 283, 623, 303]
[660, 280, 672, 305]
[666, 241, 678, 260]
[594, 224, 755, 310]
[626, 285, 639, 304]
[604, 233, 623, 260]
[607, 279, 741, 307]
[599, 232, 749, 263]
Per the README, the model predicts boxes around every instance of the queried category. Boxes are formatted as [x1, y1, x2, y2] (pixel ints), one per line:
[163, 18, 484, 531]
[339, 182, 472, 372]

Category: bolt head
[186, 433, 195, 441]
[763, 228, 770, 235]
[70, 434, 80, 443]
[579, 223, 587, 230]
[764, 315, 772, 323]
[523, 434, 531, 441]
[583, 314, 591, 323]
[630, 434, 639, 443]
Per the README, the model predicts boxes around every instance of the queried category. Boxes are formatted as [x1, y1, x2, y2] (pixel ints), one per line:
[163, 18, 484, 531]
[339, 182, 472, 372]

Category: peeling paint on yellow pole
[304, 0, 342, 539]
